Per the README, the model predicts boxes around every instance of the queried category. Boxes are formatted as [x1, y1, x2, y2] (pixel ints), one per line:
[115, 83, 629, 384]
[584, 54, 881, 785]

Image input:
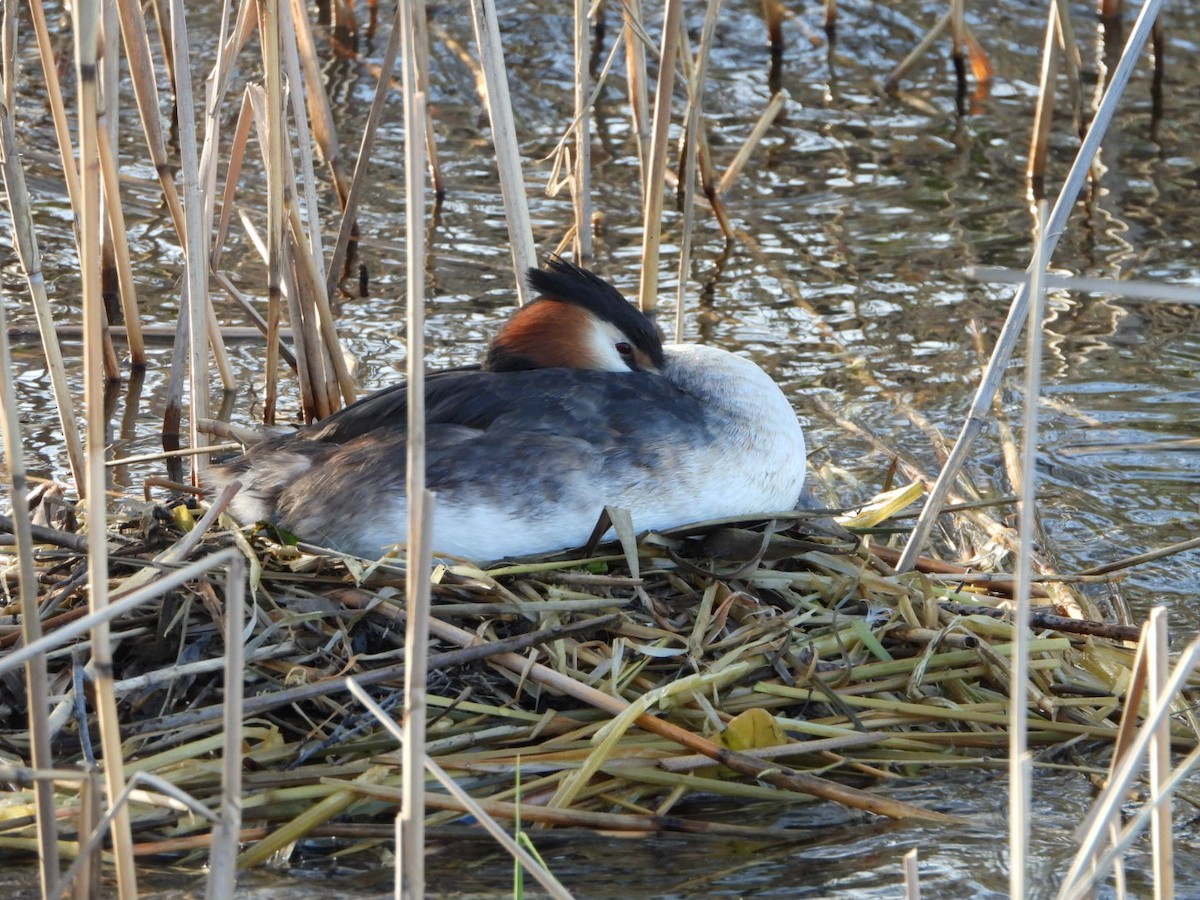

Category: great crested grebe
[213, 259, 806, 561]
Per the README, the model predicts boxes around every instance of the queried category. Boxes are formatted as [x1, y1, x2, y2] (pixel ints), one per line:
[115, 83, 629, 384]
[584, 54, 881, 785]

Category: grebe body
[214, 262, 806, 561]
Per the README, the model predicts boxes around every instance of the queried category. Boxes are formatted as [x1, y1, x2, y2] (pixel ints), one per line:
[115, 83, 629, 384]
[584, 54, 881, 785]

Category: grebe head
[485, 256, 665, 373]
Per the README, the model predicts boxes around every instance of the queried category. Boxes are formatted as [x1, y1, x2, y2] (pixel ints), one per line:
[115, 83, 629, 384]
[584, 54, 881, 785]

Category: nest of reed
[0, 475, 1161, 868]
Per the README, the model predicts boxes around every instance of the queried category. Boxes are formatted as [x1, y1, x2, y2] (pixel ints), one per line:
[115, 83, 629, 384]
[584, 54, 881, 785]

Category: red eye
[616, 341, 633, 356]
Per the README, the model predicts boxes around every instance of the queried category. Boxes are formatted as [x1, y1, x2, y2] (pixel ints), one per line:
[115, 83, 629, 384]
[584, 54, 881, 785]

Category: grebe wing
[300, 365, 482, 444]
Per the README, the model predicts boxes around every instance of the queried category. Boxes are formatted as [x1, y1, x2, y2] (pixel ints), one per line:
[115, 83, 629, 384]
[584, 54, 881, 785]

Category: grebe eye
[615, 341, 633, 356]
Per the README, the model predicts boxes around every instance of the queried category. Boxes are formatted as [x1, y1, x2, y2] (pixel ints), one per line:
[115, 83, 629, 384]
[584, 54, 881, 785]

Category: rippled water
[4, 0, 1200, 895]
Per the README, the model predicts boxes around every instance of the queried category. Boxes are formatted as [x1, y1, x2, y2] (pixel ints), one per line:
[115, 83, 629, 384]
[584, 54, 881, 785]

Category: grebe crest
[212, 262, 806, 561]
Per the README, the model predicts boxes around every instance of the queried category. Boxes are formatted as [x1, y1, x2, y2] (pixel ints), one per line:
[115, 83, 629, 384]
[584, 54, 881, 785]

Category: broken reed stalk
[0, 79, 86, 490]
[325, 0, 403, 302]
[572, 0, 593, 264]
[636, 0, 683, 316]
[673, 0, 722, 343]
[73, 1, 139, 894]
[1009, 200, 1049, 900]
[0, 165, 59, 898]
[467, 0, 536, 303]
[896, 0, 1166, 573]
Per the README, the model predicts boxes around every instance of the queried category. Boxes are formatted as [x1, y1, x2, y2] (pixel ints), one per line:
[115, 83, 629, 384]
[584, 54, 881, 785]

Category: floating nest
[0, 479, 1159, 867]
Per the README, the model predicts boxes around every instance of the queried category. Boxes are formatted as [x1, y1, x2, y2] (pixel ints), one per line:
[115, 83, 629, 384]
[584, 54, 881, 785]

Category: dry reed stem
[114, 0, 186, 239]
[409, 0, 444, 199]
[1008, 200, 1049, 898]
[347, 683, 576, 899]
[27, 0, 81, 211]
[279, 1, 330, 285]
[468, 0, 537, 302]
[258, 0, 287, 424]
[0, 151, 60, 899]
[73, 0, 140, 892]
[288, 0, 351, 206]
[883, 9, 951, 93]
[621, 0, 651, 196]
[96, 123, 147, 367]
[896, 0, 1166, 573]
[1147, 608, 1174, 895]
[636, 0, 683, 315]
[1027, 4, 1060, 190]
[399, 36, 432, 885]
[572, 0, 593, 264]
[0, 79, 86, 489]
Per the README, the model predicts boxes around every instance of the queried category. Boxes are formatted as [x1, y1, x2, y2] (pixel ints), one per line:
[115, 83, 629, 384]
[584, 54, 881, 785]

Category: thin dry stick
[971, 265, 1200, 306]
[74, 0, 138, 893]
[0, 76, 85, 490]
[896, 0, 1166, 573]
[0, 162, 60, 900]
[883, 9, 950, 93]
[572, 0, 593, 263]
[205, 552, 246, 900]
[636, 0, 683, 316]
[1009, 201, 1049, 900]
[279, 1, 328, 284]
[715, 88, 787, 196]
[324, 0, 402, 301]
[674, 0, 722, 343]
[468, 0, 537, 301]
